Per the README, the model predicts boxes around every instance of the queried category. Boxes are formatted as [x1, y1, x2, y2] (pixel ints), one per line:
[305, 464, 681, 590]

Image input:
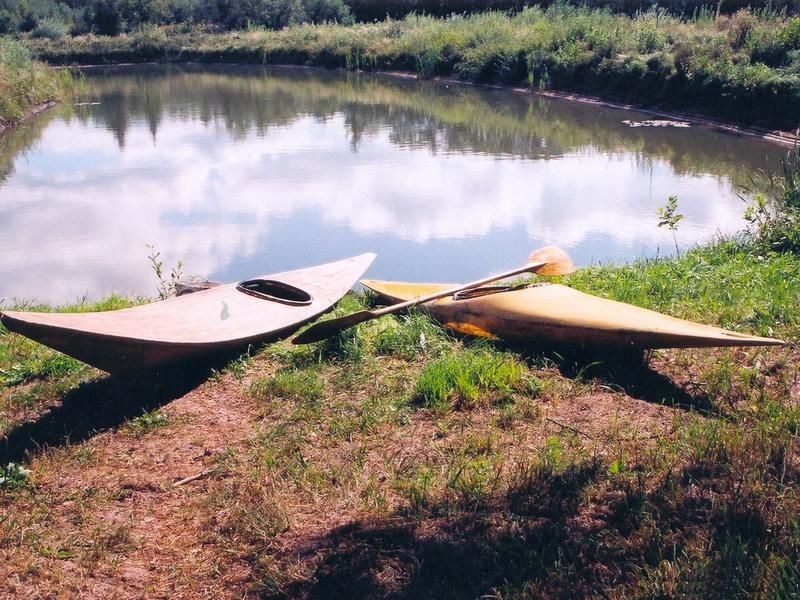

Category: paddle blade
[292, 310, 374, 344]
[527, 245, 575, 276]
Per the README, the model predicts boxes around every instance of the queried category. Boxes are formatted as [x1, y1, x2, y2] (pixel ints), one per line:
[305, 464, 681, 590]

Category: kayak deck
[0, 254, 375, 373]
[361, 280, 785, 349]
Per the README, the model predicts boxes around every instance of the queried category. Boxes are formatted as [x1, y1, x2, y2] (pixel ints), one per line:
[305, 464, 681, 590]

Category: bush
[0, 38, 71, 128]
[31, 18, 68, 39]
[303, 0, 353, 24]
[744, 149, 800, 253]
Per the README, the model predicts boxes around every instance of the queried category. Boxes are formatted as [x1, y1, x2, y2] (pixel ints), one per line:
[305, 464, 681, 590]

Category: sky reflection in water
[0, 64, 786, 304]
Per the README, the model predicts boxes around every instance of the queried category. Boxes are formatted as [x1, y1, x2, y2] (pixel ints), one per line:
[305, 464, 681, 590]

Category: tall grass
[413, 346, 528, 411]
[744, 148, 800, 253]
[0, 37, 72, 130]
[25, 7, 800, 127]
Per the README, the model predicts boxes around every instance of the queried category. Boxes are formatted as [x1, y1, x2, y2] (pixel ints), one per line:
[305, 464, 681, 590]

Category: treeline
[3, 0, 800, 38]
[0, 0, 355, 36]
[345, 0, 799, 21]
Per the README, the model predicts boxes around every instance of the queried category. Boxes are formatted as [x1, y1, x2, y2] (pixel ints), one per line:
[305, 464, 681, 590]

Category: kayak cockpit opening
[452, 283, 530, 301]
[236, 279, 313, 306]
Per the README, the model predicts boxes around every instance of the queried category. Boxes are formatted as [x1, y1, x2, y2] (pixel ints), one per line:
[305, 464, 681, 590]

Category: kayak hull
[0, 254, 375, 373]
[361, 280, 785, 349]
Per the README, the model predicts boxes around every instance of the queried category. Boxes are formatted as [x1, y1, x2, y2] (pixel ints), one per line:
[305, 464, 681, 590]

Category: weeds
[25, 7, 800, 127]
[146, 244, 183, 300]
[0, 463, 31, 491]
[250, 368, 324, 404]
[0, 38, 73, 130]
[413, 346, 527, 411]
[743, 147, 800, 253]
[122, 408, 169, 435]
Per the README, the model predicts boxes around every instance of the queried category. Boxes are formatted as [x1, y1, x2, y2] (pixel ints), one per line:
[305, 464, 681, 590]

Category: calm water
[0, 64, 786, 304]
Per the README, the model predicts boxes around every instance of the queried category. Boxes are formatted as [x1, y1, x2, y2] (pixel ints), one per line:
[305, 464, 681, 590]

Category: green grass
[0, 352, 82, 387]
[372, 311, 451, 360]
[249, 368, 324, 404]
[566, 239, 800, 339]
[0, 37, 74, 130]
[413, 346, 529, 411]
[0, 294, 142, 434]
[24, 7, 800, 127]
[122, 408, 169, 435]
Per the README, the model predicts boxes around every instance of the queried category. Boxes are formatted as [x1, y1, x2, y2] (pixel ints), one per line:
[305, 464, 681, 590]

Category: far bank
[20, 7, 800, 132]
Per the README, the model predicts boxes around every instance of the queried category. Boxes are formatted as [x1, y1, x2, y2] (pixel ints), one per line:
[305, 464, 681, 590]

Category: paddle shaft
[292, 259, 550, 344]
[369, 259, 549, 317]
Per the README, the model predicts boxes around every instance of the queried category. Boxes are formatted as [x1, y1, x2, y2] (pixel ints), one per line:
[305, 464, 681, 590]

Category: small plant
[0, 352, 82, 387]
[657, 195, 684, 255]
[222, 352, 253, 382]
[146, 244, 183, 300]
[743, 148, 800, 253]
[124, 408, 169, 435]
[0, 462, 31, 490]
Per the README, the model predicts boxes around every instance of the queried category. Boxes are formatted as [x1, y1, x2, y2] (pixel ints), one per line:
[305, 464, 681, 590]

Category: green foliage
[0, 352, 82, 387]
[743, 148, 800, 253]
[0, 37, 72, 129]
[413, 346, 526, 411]
[0, 462, 31, 490]
[249, 368, 324, 403]
[23, 6, 800, 127]
[657, 194, 684, 254]
[123, 408, 169, 434]
[31, 17, 67, 38]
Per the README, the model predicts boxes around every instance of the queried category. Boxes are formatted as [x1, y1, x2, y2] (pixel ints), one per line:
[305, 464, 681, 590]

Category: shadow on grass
[501, 342, 717, 415]
[259, 457, 784, 599]
[1, 359, 218, 463]
[262, 462, 605, 599]
[554, 350, 717, 414]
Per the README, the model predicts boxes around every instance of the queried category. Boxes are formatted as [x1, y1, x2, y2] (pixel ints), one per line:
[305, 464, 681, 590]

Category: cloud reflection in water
[0, 65, 784, 304]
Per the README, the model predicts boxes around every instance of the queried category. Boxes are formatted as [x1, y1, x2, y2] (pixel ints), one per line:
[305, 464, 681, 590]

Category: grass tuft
[122, 409, 169, 435]
[250, 368, 324, 404]
[413, 345, 528, 411]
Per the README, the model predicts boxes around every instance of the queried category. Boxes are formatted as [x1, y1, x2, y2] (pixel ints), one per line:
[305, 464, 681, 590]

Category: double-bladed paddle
[292, 245, 575, 345]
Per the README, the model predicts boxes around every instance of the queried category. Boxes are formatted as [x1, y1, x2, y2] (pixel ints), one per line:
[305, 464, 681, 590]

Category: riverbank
[0, 38, 73, 133]
[2, 228, 800, 595]
[22, 7, 800, 130]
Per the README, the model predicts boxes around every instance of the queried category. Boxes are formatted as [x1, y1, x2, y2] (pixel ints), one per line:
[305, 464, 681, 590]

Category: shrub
[31, 18, 68, 39]
[303, 0, 353, 25]
[744, 148, 800, 253]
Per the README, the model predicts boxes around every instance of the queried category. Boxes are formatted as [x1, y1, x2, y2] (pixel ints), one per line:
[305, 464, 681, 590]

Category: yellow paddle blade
[527, 245, 575, 276]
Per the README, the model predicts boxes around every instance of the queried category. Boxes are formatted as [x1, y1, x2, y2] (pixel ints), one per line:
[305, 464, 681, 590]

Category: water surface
[0, 64, 785, 304]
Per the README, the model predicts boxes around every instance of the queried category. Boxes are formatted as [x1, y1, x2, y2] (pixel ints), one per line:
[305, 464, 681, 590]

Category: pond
[0, 64, 786, 305]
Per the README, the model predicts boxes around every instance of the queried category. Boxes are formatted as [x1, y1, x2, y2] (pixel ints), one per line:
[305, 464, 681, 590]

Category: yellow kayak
[361, 280, 785, 349]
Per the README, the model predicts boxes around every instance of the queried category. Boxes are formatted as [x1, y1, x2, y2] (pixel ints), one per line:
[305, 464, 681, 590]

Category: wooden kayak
[0, 254, 375, 373]
[361, 280, 785, 349]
